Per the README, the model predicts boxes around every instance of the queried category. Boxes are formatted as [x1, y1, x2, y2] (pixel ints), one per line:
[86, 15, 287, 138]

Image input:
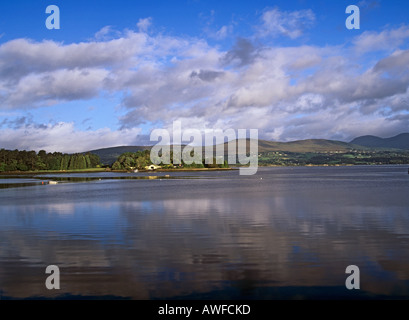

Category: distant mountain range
[350, 133, 409, 150]
[87, 133, 409, 165]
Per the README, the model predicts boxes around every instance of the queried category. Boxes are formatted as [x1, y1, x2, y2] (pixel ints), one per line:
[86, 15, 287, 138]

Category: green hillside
[86, 134, 409, 165]
[86, 146, 151, 165]
[87, 139, 369, 164]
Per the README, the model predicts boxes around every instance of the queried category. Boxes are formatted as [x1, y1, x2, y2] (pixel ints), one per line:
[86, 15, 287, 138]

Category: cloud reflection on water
[0, 166, 409, 299]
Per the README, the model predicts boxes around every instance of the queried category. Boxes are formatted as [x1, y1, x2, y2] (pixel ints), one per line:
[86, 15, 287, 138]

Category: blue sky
[0, 0, 409, 152]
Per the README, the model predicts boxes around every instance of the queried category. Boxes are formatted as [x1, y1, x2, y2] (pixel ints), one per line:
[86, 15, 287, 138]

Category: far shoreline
[0, 167, 236, 175]
[1, 163, 408, 175]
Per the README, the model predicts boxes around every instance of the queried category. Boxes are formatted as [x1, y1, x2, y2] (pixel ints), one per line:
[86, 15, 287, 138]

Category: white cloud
[0, 34, 149, 83]
[258, 8, 315, 39]
[207, 25, 234, 40]
[2, 68, 109, 108]
[215, 26, 231, 39]
[353, 26, 409, 54]
[1, 20, 409, 151]
[137, 17, 152, 33]
[374, 49, 409, 75]
[94, 26, 122, 41]
[0, 122, 142, 153]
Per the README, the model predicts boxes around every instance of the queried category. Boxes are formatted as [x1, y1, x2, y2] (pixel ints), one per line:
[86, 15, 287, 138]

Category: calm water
[0, 166, 409, 300]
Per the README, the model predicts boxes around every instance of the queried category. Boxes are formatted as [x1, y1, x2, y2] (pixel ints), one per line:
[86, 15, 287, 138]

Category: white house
[145, 164, 161, 171]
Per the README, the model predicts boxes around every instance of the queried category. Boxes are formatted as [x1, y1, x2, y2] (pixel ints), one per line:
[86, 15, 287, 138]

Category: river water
[0, 166, 408, 299]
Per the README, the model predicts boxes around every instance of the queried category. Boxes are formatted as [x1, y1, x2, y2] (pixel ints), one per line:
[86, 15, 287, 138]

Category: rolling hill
[87, 138, 368, 165]
[86, 146, 151, 165]
[350, 133, 409, 150]
[256, 139, 357, 153]
[87, 133, 409, 165]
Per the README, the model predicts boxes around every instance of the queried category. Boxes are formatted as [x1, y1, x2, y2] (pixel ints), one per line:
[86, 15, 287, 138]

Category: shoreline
[0, 167, 236, 175]
[1, 163, 408, 175]
[112, 167, 236, 173]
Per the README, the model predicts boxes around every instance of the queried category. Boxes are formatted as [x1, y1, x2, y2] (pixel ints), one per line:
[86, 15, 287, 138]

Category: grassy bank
[0, 168, 108, 175]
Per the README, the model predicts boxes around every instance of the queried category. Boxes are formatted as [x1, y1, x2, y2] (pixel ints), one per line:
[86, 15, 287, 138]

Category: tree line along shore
[1, 148, 409, 174]
[0, 149, 230, 173]
[0, 149, 101, 172]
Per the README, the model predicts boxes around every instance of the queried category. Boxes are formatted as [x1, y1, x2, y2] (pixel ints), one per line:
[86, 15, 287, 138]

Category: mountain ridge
[350, 133, 409, 149]
[85, 133, 409, 165]
[87, 134, 408, 165]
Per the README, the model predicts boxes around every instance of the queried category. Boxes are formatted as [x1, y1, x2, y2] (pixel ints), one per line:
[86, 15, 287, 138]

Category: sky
[0, 0, 409, 153]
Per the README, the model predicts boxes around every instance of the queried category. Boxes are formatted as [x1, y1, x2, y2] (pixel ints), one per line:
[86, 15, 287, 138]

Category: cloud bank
[1, 10, 409, 152]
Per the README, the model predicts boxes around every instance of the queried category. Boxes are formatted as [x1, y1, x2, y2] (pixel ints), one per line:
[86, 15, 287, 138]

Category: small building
[145, 164, 161, 171]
